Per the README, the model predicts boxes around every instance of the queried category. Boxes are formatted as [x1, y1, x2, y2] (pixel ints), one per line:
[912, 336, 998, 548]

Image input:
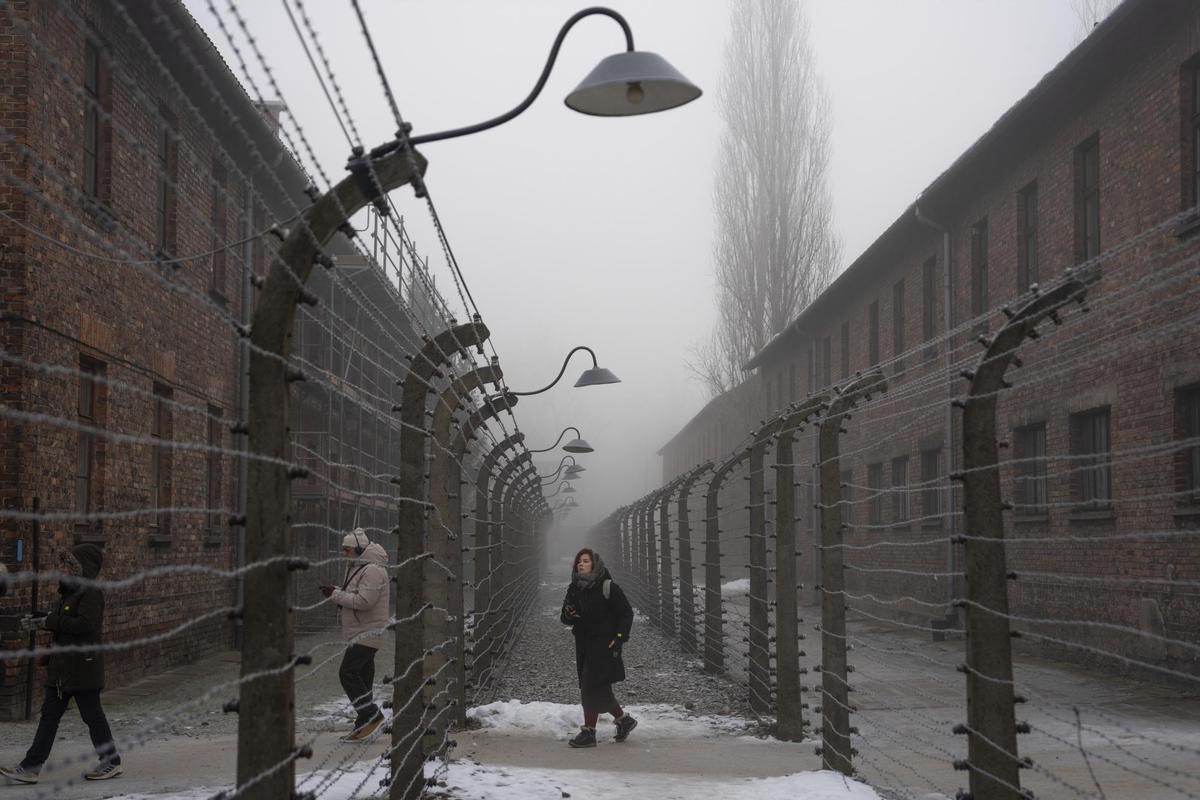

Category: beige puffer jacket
[330, 542, 390, 649]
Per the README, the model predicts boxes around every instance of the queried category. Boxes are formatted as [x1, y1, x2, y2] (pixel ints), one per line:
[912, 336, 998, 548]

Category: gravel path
[488, 578, 751, 718]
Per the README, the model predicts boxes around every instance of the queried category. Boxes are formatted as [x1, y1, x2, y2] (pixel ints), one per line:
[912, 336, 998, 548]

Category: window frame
[868, 300, 880, 367]
[1017, 182, 1039, 294]
[840, 321, 850, 380]
[155, 105, 178, 255]
[205, 406, 223, 541]
[922, 257, 937, 361]
[210, 158, 229, 300]
[1013, 422, 1048, 517]
[920, 447, 943, 526]
[893, 279, 906, 378]
[822, 335, 832, 389]
[1177, 384, 1200, 504]
[1070, 406, 1112, 511]
[867, 462, 885, 526]
[891, 455, 910, 524]
[971, 217, 989, 323]
[1075, 135, 1101, 263]
[150, 383, 173, 536]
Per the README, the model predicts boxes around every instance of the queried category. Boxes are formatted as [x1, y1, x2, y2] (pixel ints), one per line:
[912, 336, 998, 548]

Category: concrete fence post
[425, 357, 497, 744]
[816, 372, 886, 778]
[957, 269, 1095, 800]
[391, 322, 483, 800]
[705, 451, 749, 674]
[748, 423, 779, 716]
[658, 482, 679, 637]
[237, 142, 426, 800]
[772, 394, 827, 741]
[676, 463, 713, 656]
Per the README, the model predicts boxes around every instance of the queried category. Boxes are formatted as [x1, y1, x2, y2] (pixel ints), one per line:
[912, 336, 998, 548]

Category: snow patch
[722, 578, 752, 597]
[425, 760, 882, 800]
[468, 700, 758, 738]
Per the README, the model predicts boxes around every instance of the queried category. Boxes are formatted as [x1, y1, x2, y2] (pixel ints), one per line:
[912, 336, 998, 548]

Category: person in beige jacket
[319, 529, 390, 741]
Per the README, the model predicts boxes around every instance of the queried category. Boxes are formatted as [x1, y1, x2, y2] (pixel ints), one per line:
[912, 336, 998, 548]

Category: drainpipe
[913, 200, 957, 620]
[233, 188, 253, 647]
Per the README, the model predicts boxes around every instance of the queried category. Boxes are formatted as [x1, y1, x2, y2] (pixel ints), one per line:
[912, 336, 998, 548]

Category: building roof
[742, 0, 1152, 372]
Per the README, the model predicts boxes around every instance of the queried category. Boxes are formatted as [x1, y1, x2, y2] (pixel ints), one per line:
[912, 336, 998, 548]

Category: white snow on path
[121, 760, 881, 800]
[468, 699, 761, 738]
[721, 577, 751, 597]
[426, 759, 884, 800]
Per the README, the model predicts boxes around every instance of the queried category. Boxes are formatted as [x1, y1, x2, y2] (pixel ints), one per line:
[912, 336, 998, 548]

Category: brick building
[0, 0, 436, 718]
[660, 0, 1200, 678]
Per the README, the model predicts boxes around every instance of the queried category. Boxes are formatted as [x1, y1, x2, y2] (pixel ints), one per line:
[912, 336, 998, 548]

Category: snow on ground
[468, 699, 759, 738]
[425, 760, 883, 800]
[721, 578, 751, 597]
[124, 760, 880, 800]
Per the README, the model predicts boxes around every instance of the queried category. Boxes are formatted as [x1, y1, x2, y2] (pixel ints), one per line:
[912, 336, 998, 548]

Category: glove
[19, 614, 46, 632]
[318, 584, 335, 598]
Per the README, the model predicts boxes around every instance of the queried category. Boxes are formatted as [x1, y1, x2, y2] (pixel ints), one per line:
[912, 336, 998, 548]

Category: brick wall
[659, 1, 1200, 681]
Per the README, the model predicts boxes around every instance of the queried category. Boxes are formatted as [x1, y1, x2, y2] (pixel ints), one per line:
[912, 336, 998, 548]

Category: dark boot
[567, 727, 597, 748]
[614, 714, 638, 742]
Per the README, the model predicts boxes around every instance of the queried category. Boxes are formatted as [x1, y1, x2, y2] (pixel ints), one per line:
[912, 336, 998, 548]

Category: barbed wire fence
[0, 1, 551, 799]
[598, 204, 1200, 799]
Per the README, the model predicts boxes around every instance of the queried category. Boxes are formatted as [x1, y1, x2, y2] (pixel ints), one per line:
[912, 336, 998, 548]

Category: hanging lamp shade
[565, 465, 585, 475]
[575, 367, 621, 387]
[563, 437, 594, 454]
[565, 51, 701, 117]
[563, 485, 577, 494]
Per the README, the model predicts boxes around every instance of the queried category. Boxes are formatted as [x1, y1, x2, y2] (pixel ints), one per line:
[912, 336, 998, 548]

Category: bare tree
[1071, 0, 1121, 42]
[691, 0, 839, 397]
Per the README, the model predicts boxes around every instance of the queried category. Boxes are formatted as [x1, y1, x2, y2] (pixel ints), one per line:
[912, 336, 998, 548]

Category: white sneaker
[84, 761, 123, 781]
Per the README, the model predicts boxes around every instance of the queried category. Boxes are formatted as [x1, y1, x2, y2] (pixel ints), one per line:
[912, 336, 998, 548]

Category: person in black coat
[560, 547, 636, 748]
[1, 543, 122, 784]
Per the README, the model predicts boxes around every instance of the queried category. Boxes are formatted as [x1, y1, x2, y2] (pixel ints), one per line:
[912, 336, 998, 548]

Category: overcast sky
[185, 0, 1084, 548]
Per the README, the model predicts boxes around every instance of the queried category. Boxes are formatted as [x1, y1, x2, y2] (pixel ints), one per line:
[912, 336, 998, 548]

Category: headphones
[350, 528, 367, 556]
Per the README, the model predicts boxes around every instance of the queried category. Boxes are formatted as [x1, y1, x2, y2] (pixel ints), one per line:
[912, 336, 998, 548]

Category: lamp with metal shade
[532, 426, 593, 454]
[509, 346, 620, 397]
[408, 7, 701, 147]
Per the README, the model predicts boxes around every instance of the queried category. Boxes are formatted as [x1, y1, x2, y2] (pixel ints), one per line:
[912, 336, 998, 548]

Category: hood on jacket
[358, 542, 388, 567]
[71, 543, 104, 580]
[572, 550, 610, 590]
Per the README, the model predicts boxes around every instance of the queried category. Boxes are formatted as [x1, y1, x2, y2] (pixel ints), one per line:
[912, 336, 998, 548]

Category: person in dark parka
[560, 548, 636, 748]
[1, 544, 122, 784]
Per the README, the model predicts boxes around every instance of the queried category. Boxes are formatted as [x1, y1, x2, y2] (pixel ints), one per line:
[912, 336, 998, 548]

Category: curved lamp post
[508, 346, 620, 398]
[408, 7, 702, 148]
[531, 426, 593, 454]
[538, 455, 583, 484]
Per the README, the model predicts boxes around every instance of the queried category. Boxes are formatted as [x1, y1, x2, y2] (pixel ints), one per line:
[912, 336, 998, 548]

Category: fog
[185, 0, 1080, 556]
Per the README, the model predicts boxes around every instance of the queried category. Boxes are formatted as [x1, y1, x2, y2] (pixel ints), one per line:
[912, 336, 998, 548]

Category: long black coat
[561, 575, 634, 687]
[44, 544, 105, 692]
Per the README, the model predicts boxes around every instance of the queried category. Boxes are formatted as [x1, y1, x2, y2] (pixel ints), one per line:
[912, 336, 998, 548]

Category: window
[210, 159, 228, 297]
[1189, 64, 1200, 208]
[840, 321, 850, 379]
[1013, 423, 1048, 515]
[789, 363, 796, 403]
[1017, 182, 1039, 293]
[75, 358, 105, 536]
[891, 456, 910, 523]
[151, 384, 173, 534]
[893, 279, 906, 378]
[206, 406, 223, 537]
[921, 447, 943, 523]
[83, 40, 101, 199]
[1070, 407, 1111, 508]
[867, 462, 884, 525]
[822, 335, 832, 389]
[922, 257, 937, 361]
[776, 369, 784, 411]
[1176, 385, 1200, 502]
[971, 217, 989, 323]
[1075, 135, 1100, 262]
[868, 301, 880, 367]
[155, 105, 177, 254]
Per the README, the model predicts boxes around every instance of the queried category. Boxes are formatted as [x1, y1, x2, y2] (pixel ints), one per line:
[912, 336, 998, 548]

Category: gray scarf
[572, 551, 610, 592]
